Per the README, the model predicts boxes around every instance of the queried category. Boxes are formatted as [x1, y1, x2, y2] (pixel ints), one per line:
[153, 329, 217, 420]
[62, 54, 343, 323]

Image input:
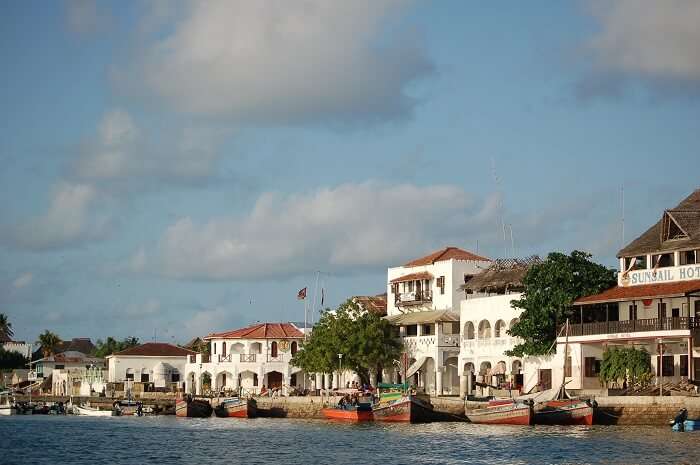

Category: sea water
[1, 416, 697, 465]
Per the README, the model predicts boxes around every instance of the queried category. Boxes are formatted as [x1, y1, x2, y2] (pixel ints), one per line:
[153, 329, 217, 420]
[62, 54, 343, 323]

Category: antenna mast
[621, 185, 625, 247]
[492, 158, 508, 258]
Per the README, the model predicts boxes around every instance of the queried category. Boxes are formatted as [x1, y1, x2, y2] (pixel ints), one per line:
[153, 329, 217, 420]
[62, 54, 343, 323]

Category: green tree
[0, 313, 13, 341]
[37, 330, 62, 358]
[93, 336, 140, 358]
[292, 299, 402, 384]
[506, 251, 616, 357]
[599, 347, 652, 388]
[0, 347, 27, 370]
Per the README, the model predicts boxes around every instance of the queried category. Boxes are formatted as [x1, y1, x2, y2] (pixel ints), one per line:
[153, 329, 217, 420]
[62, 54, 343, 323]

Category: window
[680, 250, 698, 265]
[437, 276, 445, 295]
[391, 283, 399, 294]
[584, 357, 600, 377]
[212, 342, 216, 355]
[658, 302, 667, 319]
[652, 253, 675, 268]
[55, 365, 65, 370]
[672, 307, 680, 318]
[253, 373, 259, 387]
[141, 373, 149, 383]
[657, 355, 674, 377]
[680, 355, 689, 377]
[222, 342, 226, 357]
[406, 325, 418, 336]
[629, 304, 638, 321]
[422, 324, 433, 336]
[126, 369, 134, 381]
[464, 274, 473, 284]
[270, 341, 278, 358]
[291, 341, 298, 355]
[564, 357, 572, 378]
[171, 373, 180, 383]
[624, 256, 647, 270]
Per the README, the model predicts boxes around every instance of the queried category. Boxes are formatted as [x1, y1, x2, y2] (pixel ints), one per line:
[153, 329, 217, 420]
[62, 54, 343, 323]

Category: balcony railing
[240, 354, 256, 362]
[566, 317, 698, 337]
[267, 355, 284, 362]
[218, 354, 233, 363]
[395, 290, 433, 306]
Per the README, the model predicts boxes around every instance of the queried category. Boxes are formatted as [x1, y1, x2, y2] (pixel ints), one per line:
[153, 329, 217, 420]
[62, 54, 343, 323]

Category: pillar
[332, 372, 339, 389]
[436, 369, 443, 396]
[460, 374, 468, 398]
[314, 373, 322, 392]
[195, 375, 202, 395]
[283, 376, 291, 396]
[467, 373, 473, 396]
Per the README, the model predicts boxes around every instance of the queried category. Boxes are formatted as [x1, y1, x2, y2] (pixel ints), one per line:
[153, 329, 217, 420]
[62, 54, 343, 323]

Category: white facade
[184, 335, 305, 396]
[1, 341, 32, 360]
[459, 293, 525, 395]
[107, 354, 188, 387]
[52, 366, 107, 396]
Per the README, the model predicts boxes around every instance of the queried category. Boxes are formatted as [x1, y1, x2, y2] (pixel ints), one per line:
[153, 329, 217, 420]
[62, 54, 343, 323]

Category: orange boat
[467, 400, 533, 425]
[533, 399, 593, 426]
[214, 398, 257, 418]
[321, 406, 373, 422]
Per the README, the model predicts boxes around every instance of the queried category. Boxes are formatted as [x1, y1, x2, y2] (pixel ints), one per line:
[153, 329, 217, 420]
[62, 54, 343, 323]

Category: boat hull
[321, 407, 373, 422]
[214, 399, 257, 418]
[75, 406, 114, 417]
[0, 406, 16, 416]
[176, 399, 213, 418]
[534, 400, 593, 426]
[372, 397, 434, 423]
[467, 403, 533, 425]
[673, 419, 700, 432]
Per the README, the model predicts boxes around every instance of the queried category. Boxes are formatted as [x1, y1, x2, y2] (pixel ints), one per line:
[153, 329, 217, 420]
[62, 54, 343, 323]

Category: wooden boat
[467, 400, 533, 425]
[372, 385, 434, 423]
[75, 405, 115, 417]
[176, 395, 213, 418]
[113, 400, 144, 416]
[0, 392, 16, 416]
[321, 406, 374, 422]
[533, 399, 593, 426]
[214, 397, 257, 418]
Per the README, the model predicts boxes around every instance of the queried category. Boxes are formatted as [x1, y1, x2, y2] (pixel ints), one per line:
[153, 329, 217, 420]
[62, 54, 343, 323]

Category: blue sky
[2, 0, 699, 345]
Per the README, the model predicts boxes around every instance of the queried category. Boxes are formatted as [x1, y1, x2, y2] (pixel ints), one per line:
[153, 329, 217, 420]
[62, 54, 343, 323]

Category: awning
[574, 279, 700, 305]
[384, 310, 459, 325]
[389, 271, 433, 284]
[405, 357, 426, 378]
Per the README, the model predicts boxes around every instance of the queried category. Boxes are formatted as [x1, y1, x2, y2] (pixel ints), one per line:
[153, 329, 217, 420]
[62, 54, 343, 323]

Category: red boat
[372, 394, 434, 423]
[321, 406, 373, 422]
[175, 395, 213, 418]
[533, 399, 593, 426]
[467, 400, 533, 425]
[214, 398, 257, 418]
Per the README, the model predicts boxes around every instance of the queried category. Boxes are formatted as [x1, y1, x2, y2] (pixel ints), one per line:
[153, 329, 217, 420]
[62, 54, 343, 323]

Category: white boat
[0, 392, 16, 416]
[74, 404, 114, 417]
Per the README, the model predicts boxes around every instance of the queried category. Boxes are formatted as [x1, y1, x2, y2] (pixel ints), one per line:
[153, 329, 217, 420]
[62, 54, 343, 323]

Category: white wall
[107, 355, 188, 384]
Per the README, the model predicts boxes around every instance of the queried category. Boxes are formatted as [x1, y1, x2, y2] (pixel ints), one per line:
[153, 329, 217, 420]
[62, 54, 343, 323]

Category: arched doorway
[444, 356, 459, 395]
[186, 372, 196, 394]
[479, 361, 492, 377]
[464, 321, 475, 339]
[495, 320, 507, 338]
[267, 371, 283, 389]
[423, 357, 436, 394]
[478, 320, 491, 339]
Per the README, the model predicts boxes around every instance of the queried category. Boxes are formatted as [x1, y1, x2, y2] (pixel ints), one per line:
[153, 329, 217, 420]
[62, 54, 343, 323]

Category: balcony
[267, 355, 284, 362]
[218, 354, 233, 363]
[566, 317, 698, 337]
[395, 290, 433, 306]
[240, 354, 256, 363]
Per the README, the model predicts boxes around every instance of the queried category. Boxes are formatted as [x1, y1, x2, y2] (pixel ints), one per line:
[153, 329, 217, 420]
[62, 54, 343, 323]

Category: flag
[321, 288, 325, 306]
[297, 287, 307, 300]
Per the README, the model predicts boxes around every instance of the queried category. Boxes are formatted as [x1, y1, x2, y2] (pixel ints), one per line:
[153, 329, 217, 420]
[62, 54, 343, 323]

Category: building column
[314, 373, 322, 392]
[332, 372, 339, 389]
[283, 375, 291, 396]
[195, 374, 202, 395]
[436, 368, 443, 396]
[459, 374, 468, 398]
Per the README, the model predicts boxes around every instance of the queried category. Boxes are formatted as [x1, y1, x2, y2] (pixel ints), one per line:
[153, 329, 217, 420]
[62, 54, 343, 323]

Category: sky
[1, 0, 699, 346]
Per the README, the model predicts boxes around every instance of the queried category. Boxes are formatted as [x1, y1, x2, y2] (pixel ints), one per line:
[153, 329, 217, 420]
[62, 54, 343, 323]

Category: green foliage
[506, 251, 616, 357]
[291, 299, 402, 384]
[36, 330, 62, 357]
[0, 313, 14, 341]
[599, 346, 652, 388]
[0, 347, 27, 370]
[93, 336, 140, 358]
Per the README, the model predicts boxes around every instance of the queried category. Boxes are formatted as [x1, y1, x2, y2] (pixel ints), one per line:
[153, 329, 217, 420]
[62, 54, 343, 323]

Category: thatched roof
[618, 189, 700, 257]
[460, 256, 541, 293]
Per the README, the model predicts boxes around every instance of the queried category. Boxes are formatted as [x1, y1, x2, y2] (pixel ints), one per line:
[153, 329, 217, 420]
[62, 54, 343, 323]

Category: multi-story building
[553, 189, 700, 395]
[385, 246, 491, 395]
[184, 322, 306, 396]
[458, 258, 540, 397]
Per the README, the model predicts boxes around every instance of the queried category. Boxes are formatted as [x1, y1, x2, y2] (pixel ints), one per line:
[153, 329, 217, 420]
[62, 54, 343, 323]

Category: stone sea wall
[594, 396, 700, 425]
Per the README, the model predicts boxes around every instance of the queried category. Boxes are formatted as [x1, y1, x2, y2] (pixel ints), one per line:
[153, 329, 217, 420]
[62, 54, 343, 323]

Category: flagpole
[304, 297, 308, 341]
[312, 271, 320, 326]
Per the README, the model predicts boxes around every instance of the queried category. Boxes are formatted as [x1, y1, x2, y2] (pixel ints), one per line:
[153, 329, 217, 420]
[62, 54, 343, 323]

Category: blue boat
[672, 420, 700, 432]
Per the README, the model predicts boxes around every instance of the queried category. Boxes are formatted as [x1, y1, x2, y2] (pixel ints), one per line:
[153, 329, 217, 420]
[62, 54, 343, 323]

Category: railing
[267, 355, 284, 362]
[567, 317, 697, 337]
[395, 290, 433, 305]
[218, 354, 233, 363]
[240, 354, 256, 362]
[439, 335, 460, 347]
[189, 355, 196, 363]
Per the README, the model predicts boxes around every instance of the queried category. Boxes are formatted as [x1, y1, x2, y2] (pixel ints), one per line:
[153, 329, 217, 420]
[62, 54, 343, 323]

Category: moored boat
[75, 404, 115, 417]
[0, 392, 16, 416]
[176, 394, 213, 418]
[533, 399, 593, 426]
[321, 406, 374, 422]
[372, 385, 434, 423]
[467, 400, 533, 425]
[214, 397, 257, 418]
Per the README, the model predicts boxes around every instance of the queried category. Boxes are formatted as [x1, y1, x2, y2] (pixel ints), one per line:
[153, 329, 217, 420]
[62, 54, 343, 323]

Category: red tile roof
[404, 247, 490, 267]
[205, 323, 304, 340]
[113, 342, 196, 357]
[575, 279, 700, 305]
[353, 294, 387, 316]
[389, 271, 434, 283]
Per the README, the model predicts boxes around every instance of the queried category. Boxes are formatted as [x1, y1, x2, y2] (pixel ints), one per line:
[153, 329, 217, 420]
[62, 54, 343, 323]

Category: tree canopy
[93, 337, 140, 358]
[37, 330, 62, 358]
[291, 299, 402, 384]
[0, 313, 13, 341]
[599, 346, 652, 388]
[0, 347, 27, 370]
[506, 250, 616, 357]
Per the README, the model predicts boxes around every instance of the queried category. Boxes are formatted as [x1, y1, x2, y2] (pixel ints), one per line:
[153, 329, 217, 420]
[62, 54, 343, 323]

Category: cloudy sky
[2, 0, 699, 345]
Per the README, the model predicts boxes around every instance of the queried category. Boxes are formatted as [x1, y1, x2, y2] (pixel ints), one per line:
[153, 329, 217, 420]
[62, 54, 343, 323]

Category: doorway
[539, 369, 552, 391]
[267, 371, 283, 389]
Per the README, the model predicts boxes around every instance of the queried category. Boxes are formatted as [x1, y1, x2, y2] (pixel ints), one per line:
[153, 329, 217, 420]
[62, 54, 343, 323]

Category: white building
[31, 351, 105, 386]
[184, 323, 306, 396]
[554, 189, 700, 395]
[1, 338, 32, 360]
[52, 365, 106, 396]
[107, 342, 194, 390]
[458, 258, 540, 397]
[385, 246, 491, 395]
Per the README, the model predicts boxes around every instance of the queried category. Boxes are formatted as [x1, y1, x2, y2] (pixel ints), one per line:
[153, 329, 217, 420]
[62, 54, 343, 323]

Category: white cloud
[120, 0, 433, 123]
[586, 1, 700, 81]
[124, 299, 161, 318]
[12, 273, 33, 290]
[10, 182, 110, 250]
[74, 109, 225, 185]
[142, 182, 497, 280]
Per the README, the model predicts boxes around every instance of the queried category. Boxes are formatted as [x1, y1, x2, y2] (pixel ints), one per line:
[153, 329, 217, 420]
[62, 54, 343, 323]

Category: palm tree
[0, 313, 13, 341]
[37, 330, 62, 358]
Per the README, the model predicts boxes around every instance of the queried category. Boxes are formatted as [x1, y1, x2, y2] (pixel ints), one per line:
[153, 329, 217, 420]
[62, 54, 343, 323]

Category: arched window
[291, 341, 298, 355]
[478, 320, 491, 339]
[512, 360, 522, 375]
[464, 362, 475, 373]
[495, 320, 507, 338]
[271, 341, 278, 358]
[479, 361, 492, 376]
[464, 322, 475, 340]
[222, 342, 227, 357]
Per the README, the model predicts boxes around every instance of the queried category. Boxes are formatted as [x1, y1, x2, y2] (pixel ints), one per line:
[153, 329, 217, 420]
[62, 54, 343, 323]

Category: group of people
[336, 393, 363, 409]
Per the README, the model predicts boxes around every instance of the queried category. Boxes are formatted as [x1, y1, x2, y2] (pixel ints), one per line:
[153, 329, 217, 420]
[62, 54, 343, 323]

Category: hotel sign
[622, 264, 700, 286]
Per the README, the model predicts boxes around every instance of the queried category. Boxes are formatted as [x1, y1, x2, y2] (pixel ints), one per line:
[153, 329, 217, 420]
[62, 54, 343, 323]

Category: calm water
[1, 416, 698, 465]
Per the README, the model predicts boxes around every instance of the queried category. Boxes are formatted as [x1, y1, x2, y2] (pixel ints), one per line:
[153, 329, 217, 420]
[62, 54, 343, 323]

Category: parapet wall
[594, 396, 700, 425]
